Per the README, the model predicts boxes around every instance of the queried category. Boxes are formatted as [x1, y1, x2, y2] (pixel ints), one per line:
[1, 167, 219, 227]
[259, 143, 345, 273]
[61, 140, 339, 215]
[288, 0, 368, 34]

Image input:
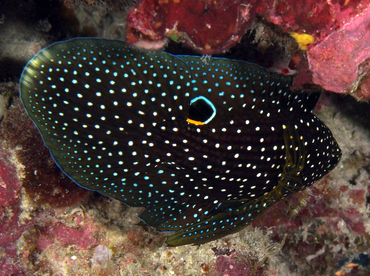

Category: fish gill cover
[19, 38, 341, 246]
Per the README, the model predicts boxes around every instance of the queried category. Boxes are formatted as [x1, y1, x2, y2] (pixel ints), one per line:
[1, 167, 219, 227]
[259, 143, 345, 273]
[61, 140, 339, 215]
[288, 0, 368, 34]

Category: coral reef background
[0, 0, 369, 275]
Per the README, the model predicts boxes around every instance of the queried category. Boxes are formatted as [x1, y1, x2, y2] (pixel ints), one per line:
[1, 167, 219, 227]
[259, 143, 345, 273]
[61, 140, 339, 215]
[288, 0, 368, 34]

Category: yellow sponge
[291, 32, 315, 50]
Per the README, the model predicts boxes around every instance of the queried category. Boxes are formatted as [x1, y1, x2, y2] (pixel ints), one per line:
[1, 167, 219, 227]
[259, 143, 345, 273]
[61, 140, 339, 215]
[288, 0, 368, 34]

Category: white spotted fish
[19, 38, 341, 246]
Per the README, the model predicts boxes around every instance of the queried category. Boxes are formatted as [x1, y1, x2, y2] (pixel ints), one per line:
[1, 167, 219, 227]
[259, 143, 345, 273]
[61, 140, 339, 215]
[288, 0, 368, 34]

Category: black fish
[19, 38, 341, 246]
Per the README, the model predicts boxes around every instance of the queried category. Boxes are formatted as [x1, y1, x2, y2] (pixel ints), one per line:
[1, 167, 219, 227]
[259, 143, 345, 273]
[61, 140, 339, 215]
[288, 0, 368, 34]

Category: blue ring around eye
[189, 96, 216, 124]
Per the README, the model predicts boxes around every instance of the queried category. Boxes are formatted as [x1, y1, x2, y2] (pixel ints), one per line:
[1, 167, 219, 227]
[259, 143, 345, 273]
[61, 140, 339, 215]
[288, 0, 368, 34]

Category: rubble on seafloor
[0, 0, 369, 275]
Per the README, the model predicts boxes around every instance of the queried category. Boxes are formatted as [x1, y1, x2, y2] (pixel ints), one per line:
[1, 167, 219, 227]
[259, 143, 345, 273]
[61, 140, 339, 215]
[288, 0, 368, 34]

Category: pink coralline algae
[0, 155, 20, 207]
[215, 252, 266, 276]
[0, 155, 30, 275]
[248, 0, 365, 39]
[126, 0, 250, 54]
[216, 254, 251, 276]
[252, 170, 370, 275]
[127, 0, 370, 99]
[35, 216, 100, 251]
[0, 100, 97, 274]
[307, 6, 370, 100]
[0, 101, 90, 208]
[126, 0, 368, 51]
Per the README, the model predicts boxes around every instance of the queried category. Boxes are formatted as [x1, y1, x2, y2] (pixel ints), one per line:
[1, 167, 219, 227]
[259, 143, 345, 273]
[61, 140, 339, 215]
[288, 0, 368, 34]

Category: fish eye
[187, 96, 216, 125]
